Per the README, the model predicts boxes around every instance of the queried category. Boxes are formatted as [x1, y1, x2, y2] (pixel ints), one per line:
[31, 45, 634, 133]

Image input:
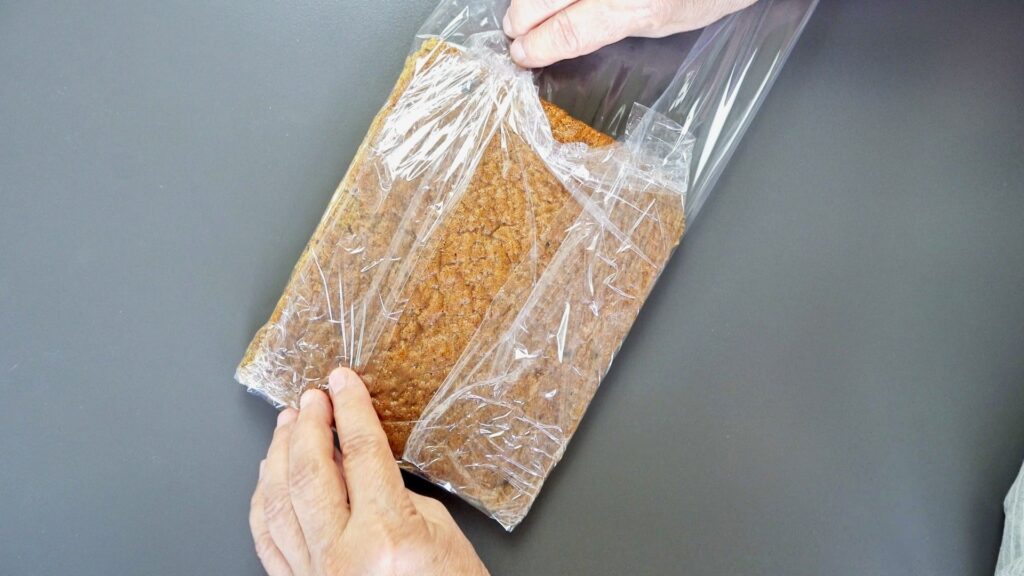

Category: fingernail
[299, 389, 317, 409]
[510, 40, 526, 65]
[259, 459, 266, 479]
[277, 408, 296, 427]
[502, 13, 513, 36]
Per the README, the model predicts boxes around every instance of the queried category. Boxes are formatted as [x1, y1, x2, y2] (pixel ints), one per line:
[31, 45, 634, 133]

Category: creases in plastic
[237, 0, 817, 530]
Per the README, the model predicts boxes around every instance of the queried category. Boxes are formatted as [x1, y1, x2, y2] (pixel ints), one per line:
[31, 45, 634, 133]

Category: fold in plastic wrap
[237, 0, 817, 529]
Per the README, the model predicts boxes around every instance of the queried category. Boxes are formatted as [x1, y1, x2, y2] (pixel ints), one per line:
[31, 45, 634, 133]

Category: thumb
[510, 0, 634, 67]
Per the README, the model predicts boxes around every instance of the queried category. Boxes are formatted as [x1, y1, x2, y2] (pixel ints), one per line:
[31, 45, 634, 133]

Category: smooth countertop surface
[2, 1, 1024, 574]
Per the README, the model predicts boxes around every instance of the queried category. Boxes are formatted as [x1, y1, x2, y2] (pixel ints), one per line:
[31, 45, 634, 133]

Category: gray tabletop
[3, 1, 1024, 574]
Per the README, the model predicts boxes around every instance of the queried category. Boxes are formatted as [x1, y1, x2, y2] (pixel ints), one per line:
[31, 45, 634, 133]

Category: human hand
[504, 0, 758, 67]
[249, 368, 489, 576]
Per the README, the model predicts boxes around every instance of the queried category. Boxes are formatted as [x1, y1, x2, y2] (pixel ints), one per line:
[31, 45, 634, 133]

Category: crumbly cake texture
[237, 39, 685, 529]
[236, 39, 611, 426]
[402, 135, 687, 528]
[360, 98, 615, 455]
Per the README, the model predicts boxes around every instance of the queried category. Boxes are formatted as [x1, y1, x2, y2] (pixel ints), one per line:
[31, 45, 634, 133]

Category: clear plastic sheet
[537, 0, 818, 220]
[237, 0, 816, 530]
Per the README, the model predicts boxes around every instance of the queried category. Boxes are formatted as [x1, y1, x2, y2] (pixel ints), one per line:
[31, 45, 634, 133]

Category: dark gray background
[2, 1, 1023, 574]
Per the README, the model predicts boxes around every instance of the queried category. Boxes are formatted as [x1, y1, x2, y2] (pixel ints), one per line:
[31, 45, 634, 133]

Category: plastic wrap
[237, 0, 817, 530]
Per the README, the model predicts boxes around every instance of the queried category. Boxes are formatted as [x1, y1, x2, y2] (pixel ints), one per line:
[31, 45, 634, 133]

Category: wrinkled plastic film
[237, 0, 815, 530]
[539, 0, 819, 221]
[403, 103, 691, 529]
[236, 40, 515, 407]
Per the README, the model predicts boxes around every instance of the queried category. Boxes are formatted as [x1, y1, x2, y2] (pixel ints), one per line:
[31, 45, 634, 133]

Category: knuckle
[339, 429, 385, 459]
[624, 0, 668, 34]
[532, 0, 562, 16]
[288, 453, 327, 494]
[262, 483, 293, 523]
[648, 0, 676, 24]
[383, 512, 424, 540]
[550, 10, 583, 55]
[388, 496, 422, 524]
[249, 495, 265, 527]
[270, 423, 292, 447]
[252, 533, 277, 561]
[423, 498, 450, 519]
[659, 0, 684, 20]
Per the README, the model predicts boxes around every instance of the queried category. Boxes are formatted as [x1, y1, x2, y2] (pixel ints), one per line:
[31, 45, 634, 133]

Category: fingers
[288, 389, 350, 555]
[250, 461, 294, 576]
[503, 0, 579, 38]
[652, 0, 760, 36]
[262, 409, 312, 574]
[509, 0, 640, 67]
[327, 368, 413, 517]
